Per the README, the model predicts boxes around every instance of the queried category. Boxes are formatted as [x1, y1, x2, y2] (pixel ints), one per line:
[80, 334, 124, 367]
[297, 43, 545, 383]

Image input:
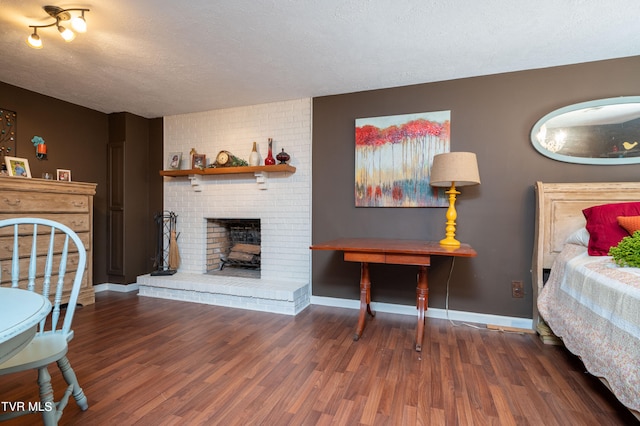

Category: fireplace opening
[206, 219, 261, 278]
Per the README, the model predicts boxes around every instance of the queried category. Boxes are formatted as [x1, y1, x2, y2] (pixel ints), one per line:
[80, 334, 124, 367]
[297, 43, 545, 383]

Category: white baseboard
[94, 283, 140, 293]
[310, 296, 533, 330]
[91, 286, 533, 330]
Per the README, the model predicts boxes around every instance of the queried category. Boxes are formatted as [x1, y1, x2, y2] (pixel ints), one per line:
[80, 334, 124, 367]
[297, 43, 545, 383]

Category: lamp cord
[445, 257, 476, 327]
[444, 257, 522, 334]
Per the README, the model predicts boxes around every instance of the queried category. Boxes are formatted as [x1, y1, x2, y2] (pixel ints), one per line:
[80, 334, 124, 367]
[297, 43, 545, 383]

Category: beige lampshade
[429, 152, 481, 187]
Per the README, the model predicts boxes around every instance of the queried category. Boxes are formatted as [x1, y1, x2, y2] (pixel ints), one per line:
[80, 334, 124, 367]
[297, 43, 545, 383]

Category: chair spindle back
[0, 218, 87, 339]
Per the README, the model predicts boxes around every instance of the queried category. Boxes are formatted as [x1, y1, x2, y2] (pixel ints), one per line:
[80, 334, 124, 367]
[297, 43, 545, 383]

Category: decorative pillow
[565, 227, 590, 247]
[617, 215, 640, 235]
[583, 202, 640, 255]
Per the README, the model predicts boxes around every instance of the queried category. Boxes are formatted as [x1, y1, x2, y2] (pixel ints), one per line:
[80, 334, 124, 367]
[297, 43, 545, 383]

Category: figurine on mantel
[189, 148, 198, 169]
[249, 141, 260, 166]
[276, 148, 290, 164]
[264, 138, 276, 165]
[210, 150, 248, 167]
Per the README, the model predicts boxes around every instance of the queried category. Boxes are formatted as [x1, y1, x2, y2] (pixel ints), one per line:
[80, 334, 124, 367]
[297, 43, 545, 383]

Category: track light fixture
[27, 5, 90, 49]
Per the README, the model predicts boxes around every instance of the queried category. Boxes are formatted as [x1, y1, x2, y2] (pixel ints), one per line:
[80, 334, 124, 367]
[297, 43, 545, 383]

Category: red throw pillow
[617, 215, 640, 235]
[583, 202, 640, 255]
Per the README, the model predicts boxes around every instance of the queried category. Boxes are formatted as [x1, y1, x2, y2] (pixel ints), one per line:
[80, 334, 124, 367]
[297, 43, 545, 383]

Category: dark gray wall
[0, 81, 163, 285]
[312, 56, 640, 319]
[0, 81, 110, 284]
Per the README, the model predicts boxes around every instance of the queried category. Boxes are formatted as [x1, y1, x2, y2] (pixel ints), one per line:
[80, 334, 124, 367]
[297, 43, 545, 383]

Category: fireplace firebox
[206, 219, 261, 278]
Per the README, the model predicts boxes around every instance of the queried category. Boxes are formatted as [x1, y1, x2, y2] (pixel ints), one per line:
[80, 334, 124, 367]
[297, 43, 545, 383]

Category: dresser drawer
[0, 232, 90, 259]
[0, 213, 91, 233]
[0, 252, 83, 280]
[0, 274, 89, 306]
[0, 191, 90, 213]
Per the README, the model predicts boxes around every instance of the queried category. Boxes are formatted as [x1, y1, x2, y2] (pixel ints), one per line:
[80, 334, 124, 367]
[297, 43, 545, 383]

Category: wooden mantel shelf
[159, 164, 296, 191]
[159, 164, 295, 177]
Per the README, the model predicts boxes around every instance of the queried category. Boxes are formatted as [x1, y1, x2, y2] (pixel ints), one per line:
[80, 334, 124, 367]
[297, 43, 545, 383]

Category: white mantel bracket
[254, 171, 268, 190]
[188, 174, 203, 192]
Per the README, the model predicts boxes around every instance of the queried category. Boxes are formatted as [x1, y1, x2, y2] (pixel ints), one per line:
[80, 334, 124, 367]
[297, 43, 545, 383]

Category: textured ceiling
[1, 1, 639, 118]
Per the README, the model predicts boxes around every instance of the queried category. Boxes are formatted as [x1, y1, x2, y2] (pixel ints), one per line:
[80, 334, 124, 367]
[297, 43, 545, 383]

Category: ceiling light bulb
[71, 14, 87, 33]
[58, 25, 76, 42]
[27, 31, 43, 49]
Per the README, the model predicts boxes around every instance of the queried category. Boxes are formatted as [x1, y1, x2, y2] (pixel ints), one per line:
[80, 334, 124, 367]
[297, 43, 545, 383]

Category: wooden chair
[0, 217, 89, 425]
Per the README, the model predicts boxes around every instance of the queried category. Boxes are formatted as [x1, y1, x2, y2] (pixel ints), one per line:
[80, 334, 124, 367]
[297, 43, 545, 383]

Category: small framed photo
[56, 169, 71, 181]
[192, 153, 206, 169]
[5, 156, 31, 178]
[167, 152, 182, 170]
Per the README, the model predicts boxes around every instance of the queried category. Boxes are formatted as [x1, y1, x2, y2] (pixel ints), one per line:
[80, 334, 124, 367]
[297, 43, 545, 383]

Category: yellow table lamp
[429, 152, 480, 247]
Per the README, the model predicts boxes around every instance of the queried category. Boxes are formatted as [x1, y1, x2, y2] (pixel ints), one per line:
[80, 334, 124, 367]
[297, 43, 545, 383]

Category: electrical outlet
[512, 280, 524, 298]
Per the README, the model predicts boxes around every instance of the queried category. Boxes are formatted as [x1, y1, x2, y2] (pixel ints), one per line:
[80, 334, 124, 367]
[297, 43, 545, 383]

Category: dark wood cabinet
[107, 113, 163, 284]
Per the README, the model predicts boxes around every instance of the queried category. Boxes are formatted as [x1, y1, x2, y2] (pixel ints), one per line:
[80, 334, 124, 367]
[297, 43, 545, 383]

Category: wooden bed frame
[532, 181, 640, 420]
[532, 181, 640, 339]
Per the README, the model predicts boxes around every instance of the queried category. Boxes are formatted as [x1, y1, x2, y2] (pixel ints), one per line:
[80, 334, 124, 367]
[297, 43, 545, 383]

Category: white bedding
[538, 243, 640, 412]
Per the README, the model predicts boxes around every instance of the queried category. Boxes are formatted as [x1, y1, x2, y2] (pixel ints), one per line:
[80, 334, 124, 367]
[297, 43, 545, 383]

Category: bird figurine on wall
[31, 135, 47, 160]
[622, 141, 638, 150]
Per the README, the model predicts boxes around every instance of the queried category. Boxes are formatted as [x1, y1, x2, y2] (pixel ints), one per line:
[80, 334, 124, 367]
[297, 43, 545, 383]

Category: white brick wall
[163, 98, 312, 284]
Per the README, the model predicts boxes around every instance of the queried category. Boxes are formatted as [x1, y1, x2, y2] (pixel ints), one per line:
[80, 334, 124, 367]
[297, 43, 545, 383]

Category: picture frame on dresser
[57, 169, 71, 181]
[4, 156, 31, 178]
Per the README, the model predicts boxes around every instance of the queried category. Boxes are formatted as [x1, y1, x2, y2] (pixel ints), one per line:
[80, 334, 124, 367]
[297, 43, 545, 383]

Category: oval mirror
[531, 96, 640, 165]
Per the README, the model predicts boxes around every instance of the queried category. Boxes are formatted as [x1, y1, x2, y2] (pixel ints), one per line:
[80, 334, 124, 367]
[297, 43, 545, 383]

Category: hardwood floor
[1, 291, 637, 425]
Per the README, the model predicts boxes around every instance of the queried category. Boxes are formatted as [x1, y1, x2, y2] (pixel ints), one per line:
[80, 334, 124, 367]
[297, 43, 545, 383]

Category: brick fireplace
[137, 99, 312, 315]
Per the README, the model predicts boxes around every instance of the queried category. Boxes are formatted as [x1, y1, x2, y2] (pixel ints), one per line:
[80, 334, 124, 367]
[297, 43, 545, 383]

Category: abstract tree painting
[355, 111, 450, 207]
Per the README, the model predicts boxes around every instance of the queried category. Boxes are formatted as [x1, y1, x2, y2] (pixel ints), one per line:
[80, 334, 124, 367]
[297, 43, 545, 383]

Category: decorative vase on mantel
[276, 148, 290, 165]
[249, 141, 260, 166]
[264, 138, 276, 165]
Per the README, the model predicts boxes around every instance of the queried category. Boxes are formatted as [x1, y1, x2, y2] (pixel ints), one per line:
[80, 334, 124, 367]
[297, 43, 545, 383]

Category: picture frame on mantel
[167, 152, 182, 170]
[192, 154, 206, 169]
[5, 156, 31, 178]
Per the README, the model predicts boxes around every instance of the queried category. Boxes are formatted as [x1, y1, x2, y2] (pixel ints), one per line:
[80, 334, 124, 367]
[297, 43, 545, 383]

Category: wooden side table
[311, 238, 477, 351]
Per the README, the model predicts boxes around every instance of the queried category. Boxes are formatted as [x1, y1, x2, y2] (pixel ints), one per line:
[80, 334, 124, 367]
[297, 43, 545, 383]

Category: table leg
[354, 262, 376, 341]
[415, 265, 429, 352]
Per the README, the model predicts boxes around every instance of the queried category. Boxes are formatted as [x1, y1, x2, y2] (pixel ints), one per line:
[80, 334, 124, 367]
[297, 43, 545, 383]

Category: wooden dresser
[0, 177, 97, 306]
